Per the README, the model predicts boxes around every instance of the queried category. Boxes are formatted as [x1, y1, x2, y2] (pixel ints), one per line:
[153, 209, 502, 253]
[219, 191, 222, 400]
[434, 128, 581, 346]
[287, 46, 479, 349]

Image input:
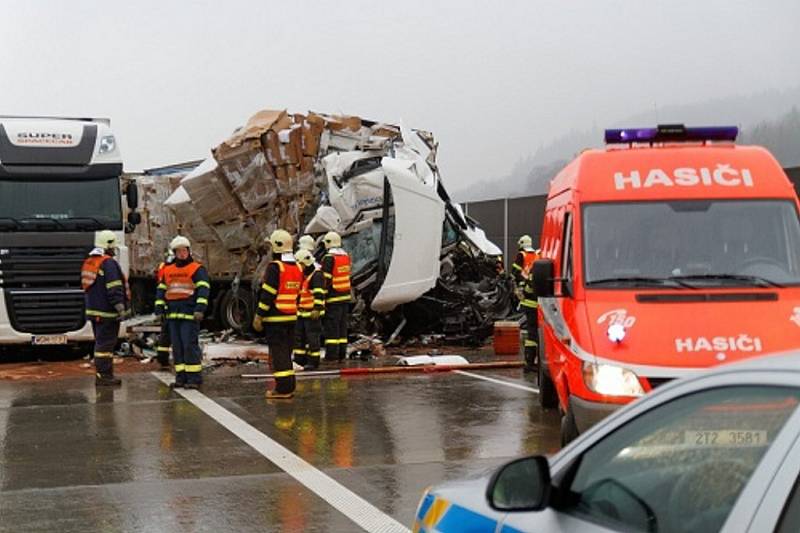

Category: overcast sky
[2, 1, 798, 189]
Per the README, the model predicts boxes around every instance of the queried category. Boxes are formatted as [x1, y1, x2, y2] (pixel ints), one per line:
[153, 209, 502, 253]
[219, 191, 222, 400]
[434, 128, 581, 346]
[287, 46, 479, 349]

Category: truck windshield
[583, 200, 800, 287]
[0, 177, 122, 231]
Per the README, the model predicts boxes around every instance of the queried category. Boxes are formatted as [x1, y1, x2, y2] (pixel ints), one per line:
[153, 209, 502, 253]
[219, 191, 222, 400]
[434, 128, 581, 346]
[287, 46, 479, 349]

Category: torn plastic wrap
[180, 157, 243, 226]
[164, 186, 219, 244]
[214, 139, 278, 214]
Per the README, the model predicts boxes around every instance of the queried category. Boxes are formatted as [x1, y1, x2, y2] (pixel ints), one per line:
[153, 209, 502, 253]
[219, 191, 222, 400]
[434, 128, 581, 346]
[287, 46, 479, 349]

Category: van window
[582, 200, 800, 288]
[562, 212, 574, 282]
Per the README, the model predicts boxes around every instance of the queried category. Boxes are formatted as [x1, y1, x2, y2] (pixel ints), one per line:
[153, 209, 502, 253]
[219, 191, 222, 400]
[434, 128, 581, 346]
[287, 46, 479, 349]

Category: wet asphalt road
[0, 365, 560, 532]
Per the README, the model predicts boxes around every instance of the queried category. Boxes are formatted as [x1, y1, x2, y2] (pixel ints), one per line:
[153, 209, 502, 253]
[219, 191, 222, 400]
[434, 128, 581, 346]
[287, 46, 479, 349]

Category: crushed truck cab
[534, 125, 800, 444]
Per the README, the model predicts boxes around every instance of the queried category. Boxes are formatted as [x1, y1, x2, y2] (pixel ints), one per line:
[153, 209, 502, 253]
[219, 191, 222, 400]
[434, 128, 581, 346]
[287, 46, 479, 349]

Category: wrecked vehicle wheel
[217, 287, 253, 333]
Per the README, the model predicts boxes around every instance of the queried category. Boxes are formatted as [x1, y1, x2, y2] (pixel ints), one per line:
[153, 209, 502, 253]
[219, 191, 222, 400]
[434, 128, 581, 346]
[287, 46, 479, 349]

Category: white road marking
[151, 372, 409, 533]
[453, 370, 540, 394]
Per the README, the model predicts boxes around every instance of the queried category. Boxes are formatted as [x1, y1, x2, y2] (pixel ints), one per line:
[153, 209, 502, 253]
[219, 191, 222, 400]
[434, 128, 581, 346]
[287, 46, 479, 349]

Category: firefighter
[293, 248, 326, 371]
[252, 229, 302, 399]
[513, 235, 540, 372]
[297, 234, 316, 253]
[321, 231, 351, 362]
[155, 236, 210, 389]
[154, 248, 175, 370]
[81, 229, 129, 386]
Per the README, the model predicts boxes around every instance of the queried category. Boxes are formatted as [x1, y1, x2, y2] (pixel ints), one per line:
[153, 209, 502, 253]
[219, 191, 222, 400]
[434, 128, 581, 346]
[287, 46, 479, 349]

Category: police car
[414, 350, 800, 532]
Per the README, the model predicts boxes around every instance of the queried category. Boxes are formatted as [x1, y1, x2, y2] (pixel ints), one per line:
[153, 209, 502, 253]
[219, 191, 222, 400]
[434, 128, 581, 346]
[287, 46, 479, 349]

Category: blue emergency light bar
[604, 124, 739, 144]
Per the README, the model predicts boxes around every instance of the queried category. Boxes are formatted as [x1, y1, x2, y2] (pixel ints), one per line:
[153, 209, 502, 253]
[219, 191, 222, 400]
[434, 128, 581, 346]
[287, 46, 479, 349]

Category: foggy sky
[2, 1, 798, 190]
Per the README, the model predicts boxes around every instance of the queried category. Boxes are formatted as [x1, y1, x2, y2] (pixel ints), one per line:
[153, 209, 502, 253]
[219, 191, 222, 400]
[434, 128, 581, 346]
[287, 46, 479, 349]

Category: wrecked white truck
[126, 109, 515, 343]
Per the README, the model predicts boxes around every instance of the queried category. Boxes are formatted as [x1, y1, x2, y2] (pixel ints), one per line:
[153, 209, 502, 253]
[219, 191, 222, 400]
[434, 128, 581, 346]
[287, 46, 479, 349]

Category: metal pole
[503, 197, 509, 271]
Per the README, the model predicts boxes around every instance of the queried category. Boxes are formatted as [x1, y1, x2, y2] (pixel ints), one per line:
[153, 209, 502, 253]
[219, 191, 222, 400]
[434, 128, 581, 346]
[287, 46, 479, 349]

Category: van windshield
[583, 200, 800, 288]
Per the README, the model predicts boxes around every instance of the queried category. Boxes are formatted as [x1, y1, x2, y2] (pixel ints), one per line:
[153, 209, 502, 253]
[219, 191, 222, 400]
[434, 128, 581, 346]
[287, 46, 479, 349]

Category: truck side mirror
[533, 259, 555, 297]
[125, 211, 142, 233]
[126, 182, 139, 210]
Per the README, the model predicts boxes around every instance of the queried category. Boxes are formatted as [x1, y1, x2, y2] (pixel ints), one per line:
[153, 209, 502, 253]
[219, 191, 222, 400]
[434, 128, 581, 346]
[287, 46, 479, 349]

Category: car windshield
[563, 385, 800, 533]
[583, 200, 800, 287]
[0, 177, 122, 231]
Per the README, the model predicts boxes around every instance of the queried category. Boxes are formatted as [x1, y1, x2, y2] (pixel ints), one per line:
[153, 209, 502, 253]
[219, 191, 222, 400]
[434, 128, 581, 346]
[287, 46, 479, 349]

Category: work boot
[95, 375, 122, 387]
[184, 383, 200, 390]
[266, 390, 294, 400]
[169, 380, 185, 389]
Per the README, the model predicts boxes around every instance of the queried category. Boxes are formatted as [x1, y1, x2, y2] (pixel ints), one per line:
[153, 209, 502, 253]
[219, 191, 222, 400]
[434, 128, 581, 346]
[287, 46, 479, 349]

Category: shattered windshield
[0, 177, 122, 231]
[344, 216, 394, 278]
[583, 200, 800, 287]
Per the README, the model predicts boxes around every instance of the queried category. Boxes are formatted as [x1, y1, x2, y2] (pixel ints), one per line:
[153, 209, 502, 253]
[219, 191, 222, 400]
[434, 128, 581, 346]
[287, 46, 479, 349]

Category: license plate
[32, 335, 68, 346]
[686, 430, 768, 447]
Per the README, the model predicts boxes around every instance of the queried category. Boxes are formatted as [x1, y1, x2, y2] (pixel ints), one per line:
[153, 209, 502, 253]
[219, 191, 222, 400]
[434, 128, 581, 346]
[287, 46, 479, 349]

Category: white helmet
[169, 235, 191, 251]
[297, 234, 315, 251]
[95, 230, 118, 250]
[518, 235, 533, 249]
[323, 231, 341, 249]
[294, 248, 315, 267]
[269, 229, 293, 253]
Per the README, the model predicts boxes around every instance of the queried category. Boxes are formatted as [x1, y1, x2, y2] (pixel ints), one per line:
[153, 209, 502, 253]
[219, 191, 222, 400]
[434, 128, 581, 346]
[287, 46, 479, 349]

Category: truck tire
[218, 287, 254, 333]
[561, 408, 579, 447]
[538, 330, 558, 409]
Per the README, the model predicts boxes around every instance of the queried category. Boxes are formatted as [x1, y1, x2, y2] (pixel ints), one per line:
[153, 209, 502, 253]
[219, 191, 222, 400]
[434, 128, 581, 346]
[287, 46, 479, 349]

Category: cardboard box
[180, 159, 243, 226]
[214, 139, 278, 214]
[222, 109, 291, 149]
[262, 130, 287, 167]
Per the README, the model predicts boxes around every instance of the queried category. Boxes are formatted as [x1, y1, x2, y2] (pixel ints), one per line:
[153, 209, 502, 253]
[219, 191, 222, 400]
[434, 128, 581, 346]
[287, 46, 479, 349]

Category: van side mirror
[487, 455, 552, 512]
[533, 259, 555, 298]
[126, 182, 139, 210]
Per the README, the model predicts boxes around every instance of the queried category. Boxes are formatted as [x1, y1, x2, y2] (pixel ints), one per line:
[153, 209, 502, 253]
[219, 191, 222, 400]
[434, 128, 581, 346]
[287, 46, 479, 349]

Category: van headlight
[99, 135, 116, 154]
[583, 362, 644, 397]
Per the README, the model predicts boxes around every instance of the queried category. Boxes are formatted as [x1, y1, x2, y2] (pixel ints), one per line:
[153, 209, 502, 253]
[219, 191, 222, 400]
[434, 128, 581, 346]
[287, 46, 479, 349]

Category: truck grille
[0, 245, 92, 334]
[6, 290, 86, 334]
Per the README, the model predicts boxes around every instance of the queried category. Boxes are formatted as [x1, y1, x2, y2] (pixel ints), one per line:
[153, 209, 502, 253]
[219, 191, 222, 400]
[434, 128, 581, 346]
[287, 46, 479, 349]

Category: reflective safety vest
[298, 270, 325, 316]
[521, 249, 539, 277]
[274, 261, 303, 315]
[81, 255, 108, 291]
[163, 262, 202, 301]
[330, 253, 351, 294]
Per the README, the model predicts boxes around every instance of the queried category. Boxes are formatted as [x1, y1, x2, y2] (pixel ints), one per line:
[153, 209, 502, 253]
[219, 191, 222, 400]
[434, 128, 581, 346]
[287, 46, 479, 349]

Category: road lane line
[453, 370, 540, 394]
[151, 372, 409, 533]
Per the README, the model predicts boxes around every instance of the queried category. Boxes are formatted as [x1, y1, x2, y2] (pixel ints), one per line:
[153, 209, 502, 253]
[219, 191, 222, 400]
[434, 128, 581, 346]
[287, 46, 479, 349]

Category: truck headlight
[583, 362, 644, 397]
[99, 135, 116, 154]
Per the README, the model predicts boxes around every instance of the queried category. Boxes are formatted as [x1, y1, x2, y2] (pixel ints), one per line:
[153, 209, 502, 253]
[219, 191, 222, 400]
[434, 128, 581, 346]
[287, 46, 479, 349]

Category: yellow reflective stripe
[512, 263, 523, 271]
[327, 295, 351, 303]
[293, 349, 307, 354]
[258, 302, 270, 311]
[86, 309, 119, 318]
[166, 313, 195, 320]
[261, 283, 277, 295]
[274, 370, 295, 378]
[184, 364, 203, 373]
[520, 300, 538, 308]
[313, 299, 325, 306]
[196, 297, 209, 305]
[311, 288, 326, 294]
[265, 315, 297, 323]
[524, 340, 538, 347]
[338, 338, 348, 343]
[323, 272, 333, 279]
[195, 281, 210, 289]
[157, 347, 170, 352]
[106, 280, 123, 288]
[158, 283, 168, 290]
[155, 299, 166, 307]
[308, 351, 321, 357]
[174, 364, 186, 372]
[298, 311, 325, 318]
[325, 339, 338, 345]
[94, 351, 114, 358]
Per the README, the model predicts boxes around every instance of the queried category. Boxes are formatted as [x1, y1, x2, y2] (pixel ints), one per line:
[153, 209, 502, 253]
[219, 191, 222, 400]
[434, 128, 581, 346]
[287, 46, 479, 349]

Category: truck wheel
[538, 332, 558, 409]
[560, 408, 579, 447]
[218, 288, 254, 333]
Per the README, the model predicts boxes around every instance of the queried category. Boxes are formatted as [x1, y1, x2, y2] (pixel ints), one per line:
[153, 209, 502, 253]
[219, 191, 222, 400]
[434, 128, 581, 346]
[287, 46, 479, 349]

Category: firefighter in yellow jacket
[321, 231, 351, 362]
[253, 230, 302, 399]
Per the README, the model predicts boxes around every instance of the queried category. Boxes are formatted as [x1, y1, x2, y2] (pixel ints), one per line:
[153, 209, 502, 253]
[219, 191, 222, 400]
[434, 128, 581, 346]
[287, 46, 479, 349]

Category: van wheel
[218, 287, 254, 333]
[538, 333, 558, 409]
[561, 408, 579, 447]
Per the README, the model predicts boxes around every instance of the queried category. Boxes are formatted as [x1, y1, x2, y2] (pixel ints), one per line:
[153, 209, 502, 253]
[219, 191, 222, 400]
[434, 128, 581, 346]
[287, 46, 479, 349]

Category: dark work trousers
[524, 307, 539, 370]
[169, 319, 203, 385]
[91, 318, 119, 378]
[323, 303, 349, 361]
[156, 324, 171, 367]
[294, 317, 322, 369]
[265, 322, 296, 394]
